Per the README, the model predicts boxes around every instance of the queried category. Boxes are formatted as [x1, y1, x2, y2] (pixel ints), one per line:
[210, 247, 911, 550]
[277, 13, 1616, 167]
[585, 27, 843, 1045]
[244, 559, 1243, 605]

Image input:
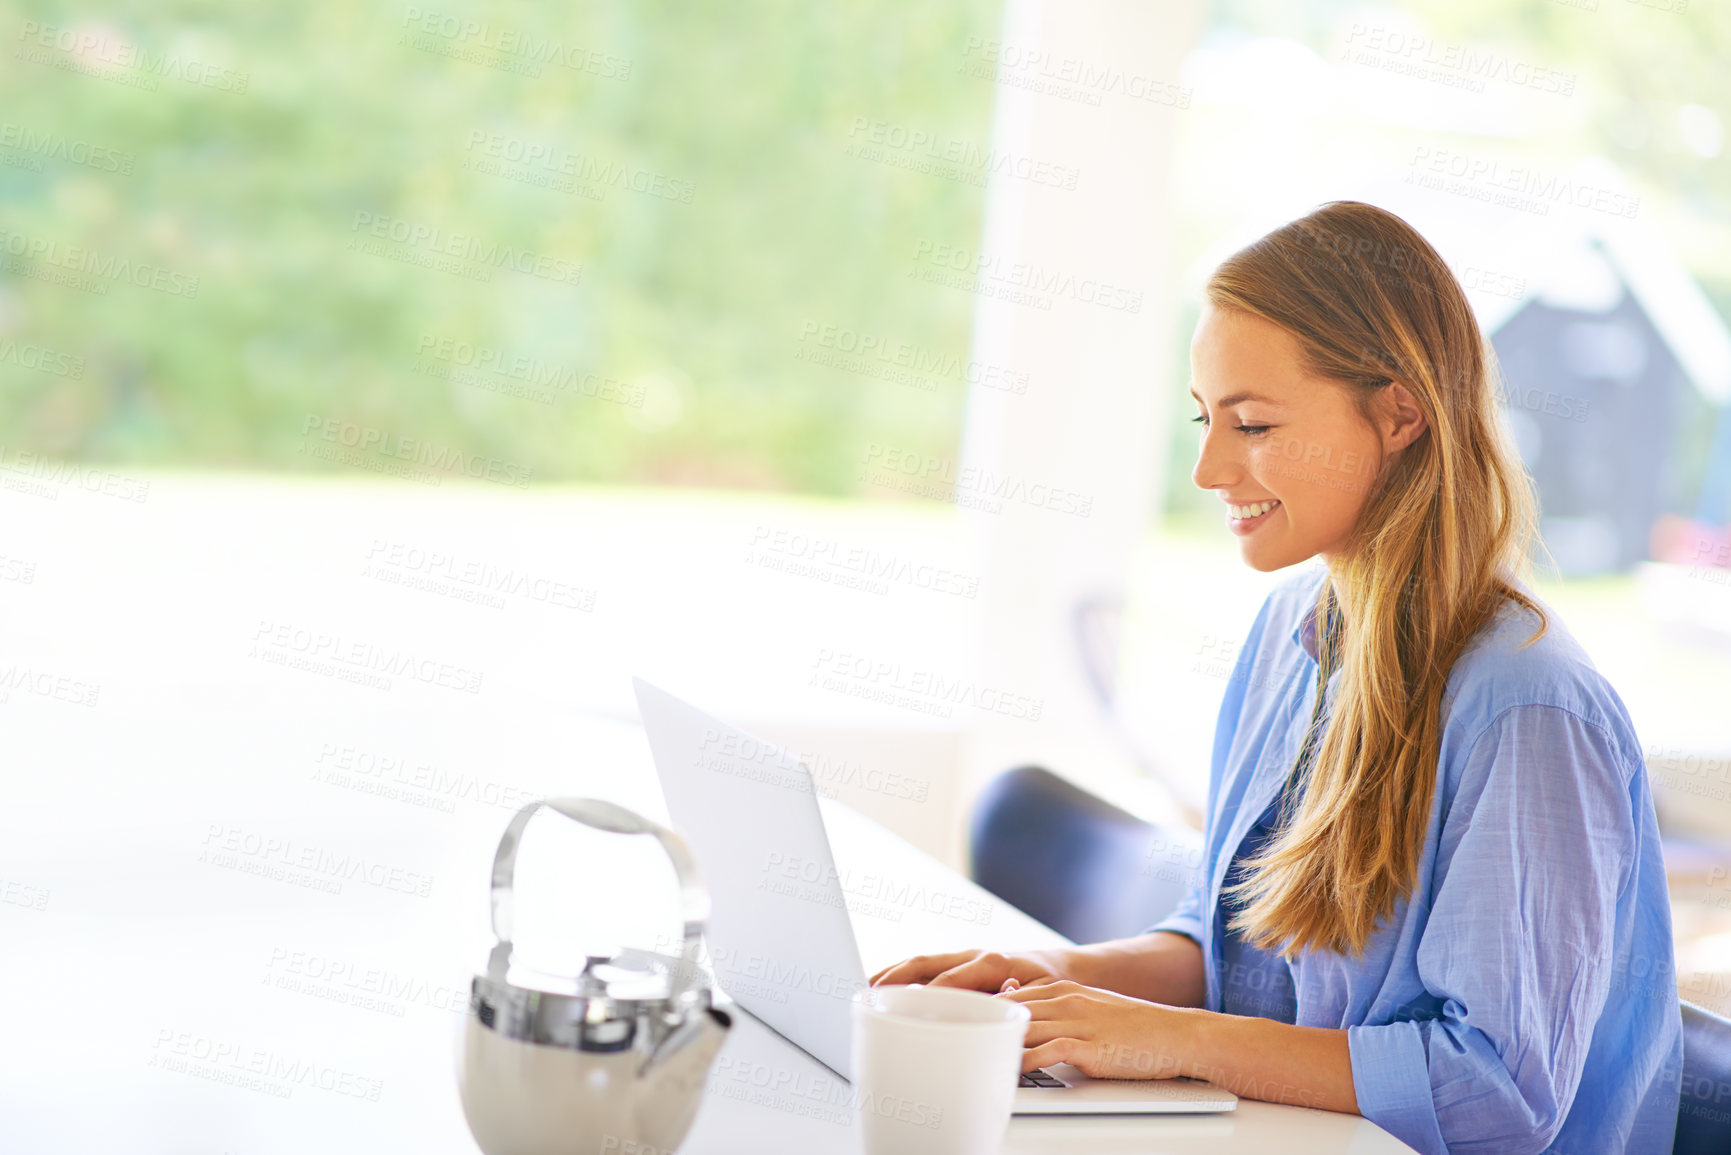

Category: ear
[1377, 381, 1428, 454]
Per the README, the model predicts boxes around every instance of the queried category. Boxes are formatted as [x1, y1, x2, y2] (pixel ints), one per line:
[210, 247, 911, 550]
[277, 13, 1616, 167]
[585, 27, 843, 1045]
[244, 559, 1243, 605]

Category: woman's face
[1189, 303, 1413, 573]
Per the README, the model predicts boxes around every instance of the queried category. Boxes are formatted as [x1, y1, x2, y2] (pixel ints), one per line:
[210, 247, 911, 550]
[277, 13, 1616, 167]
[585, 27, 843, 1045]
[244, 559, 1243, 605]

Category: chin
[1240, 543, 1308, 573]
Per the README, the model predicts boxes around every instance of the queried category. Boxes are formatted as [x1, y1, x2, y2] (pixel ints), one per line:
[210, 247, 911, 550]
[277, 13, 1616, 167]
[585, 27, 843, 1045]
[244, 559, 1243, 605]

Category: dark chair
[1677, 1000, 1731, 1154]
[969, 765, 1202, 945]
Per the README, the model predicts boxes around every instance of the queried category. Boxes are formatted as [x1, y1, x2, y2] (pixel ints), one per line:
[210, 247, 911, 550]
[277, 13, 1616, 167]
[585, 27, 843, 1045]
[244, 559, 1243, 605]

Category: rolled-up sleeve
[1347, 704, 1636, 1155]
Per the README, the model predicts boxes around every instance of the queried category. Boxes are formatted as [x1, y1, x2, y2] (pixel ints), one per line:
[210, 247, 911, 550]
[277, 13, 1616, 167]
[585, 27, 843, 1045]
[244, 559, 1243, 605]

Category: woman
[870, 202, 1683, 1154]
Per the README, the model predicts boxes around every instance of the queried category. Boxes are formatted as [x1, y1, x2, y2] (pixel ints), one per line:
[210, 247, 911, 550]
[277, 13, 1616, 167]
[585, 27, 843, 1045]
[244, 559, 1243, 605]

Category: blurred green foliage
[0, 0, 1001, 490]
[6, 0, 1729, 507]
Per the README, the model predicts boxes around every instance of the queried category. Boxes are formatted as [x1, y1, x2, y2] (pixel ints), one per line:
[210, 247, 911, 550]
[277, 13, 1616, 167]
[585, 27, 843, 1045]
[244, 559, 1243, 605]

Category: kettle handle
[484, 797, 710, 1004]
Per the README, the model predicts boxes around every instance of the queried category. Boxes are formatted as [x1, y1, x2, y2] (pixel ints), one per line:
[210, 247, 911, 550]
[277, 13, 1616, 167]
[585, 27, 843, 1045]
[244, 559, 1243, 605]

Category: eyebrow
[1188, 386, 1282, 408]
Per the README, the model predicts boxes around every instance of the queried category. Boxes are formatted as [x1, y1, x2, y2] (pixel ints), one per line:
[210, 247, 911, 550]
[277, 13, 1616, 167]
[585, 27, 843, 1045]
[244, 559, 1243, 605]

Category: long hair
[1212, 201, 1547, 959]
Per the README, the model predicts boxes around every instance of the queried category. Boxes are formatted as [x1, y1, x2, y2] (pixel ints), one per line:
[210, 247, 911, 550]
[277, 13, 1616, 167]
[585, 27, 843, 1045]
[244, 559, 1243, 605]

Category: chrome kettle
[457, 797, 731, 1155]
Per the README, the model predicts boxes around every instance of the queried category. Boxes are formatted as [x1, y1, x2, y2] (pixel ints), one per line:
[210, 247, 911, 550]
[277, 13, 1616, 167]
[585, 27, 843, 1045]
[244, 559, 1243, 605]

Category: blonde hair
[1212, 201, 1547, 959]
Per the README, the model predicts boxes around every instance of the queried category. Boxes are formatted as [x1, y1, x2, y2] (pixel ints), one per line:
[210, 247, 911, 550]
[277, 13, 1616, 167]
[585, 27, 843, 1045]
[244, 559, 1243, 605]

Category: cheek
[1247, 437, 1375, 530]
[1293, 481, 1365, 535]
[1246, 436, 1297, 480]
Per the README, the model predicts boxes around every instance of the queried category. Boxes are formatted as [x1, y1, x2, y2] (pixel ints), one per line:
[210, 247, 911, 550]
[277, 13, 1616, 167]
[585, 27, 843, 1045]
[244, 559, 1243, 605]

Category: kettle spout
[636, 1007, 732, 1150]
[641, 1005, 731, 1080]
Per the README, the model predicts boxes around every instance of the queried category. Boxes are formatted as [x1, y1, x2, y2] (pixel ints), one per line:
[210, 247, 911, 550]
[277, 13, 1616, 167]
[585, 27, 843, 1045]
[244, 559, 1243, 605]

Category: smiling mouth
[1227, 500, 1281, 521]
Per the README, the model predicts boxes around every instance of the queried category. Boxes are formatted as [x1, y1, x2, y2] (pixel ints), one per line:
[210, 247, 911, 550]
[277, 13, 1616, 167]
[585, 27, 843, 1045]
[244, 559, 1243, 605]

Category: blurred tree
[0, 0, 1001, 491]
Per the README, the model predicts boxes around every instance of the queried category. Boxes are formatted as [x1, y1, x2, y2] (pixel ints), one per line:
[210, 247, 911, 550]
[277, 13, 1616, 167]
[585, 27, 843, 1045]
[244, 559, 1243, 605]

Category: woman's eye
[1191, 414, 1272, 436]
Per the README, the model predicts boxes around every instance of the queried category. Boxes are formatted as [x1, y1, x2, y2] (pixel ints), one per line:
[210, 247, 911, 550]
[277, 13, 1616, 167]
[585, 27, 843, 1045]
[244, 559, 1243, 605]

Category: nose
[1191, 421, 1243, 494]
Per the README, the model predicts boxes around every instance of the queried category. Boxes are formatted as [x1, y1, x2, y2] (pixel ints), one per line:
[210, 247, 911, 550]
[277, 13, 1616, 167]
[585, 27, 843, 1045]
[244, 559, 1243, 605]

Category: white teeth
[1228, 500, 1279, 520]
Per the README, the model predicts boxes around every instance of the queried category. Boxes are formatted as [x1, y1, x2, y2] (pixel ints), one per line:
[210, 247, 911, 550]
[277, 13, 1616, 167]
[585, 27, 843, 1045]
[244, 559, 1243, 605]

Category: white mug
[850, 984, 1031, 1155]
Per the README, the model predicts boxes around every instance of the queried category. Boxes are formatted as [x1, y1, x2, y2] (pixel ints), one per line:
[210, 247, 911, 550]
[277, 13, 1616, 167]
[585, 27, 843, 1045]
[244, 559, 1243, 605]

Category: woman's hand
[868, 949, 1072, 993]
[997, 978, 1360, 1112]
[997, 978, 1195, 1078]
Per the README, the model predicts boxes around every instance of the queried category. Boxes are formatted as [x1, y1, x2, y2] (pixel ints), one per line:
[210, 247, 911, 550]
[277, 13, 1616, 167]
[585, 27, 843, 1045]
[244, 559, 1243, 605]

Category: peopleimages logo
[150, 1029, 384, 1102]
[958, 36, 1193, 109]
[809, 647, 1044, 723]
[860, 441, 1094, 518]
[760, 850, 996, 927]
[463, 130, 693, 203]
[746, 524, 981, 600]
[910, 239, 1144, 314]
[0, 339, 84, 378]
[399, 7, 633, 79]
[16, 20, 250, 93]
[0, 122, 135, 173]
[1405, 147, 1640, 220]
[414, 333, 642, 407]
[0, 662, 101, 707]
[264, 946, 467, 1017]
[845, 117, 1081, 191]
[363, 538, 597, 611]
[250, 618, 486, 694]
[348, 212, 582, 286]
[200, 823, 435, 898]
[312, 741, 543, 813]
[300, 414, 534, 487]
[1341, 24, 1576, 96]
[795, 319, 1030, 395]
[0, 228, 200, 297]
[0, 445, 149, 502]
[697, 726, 933, 803]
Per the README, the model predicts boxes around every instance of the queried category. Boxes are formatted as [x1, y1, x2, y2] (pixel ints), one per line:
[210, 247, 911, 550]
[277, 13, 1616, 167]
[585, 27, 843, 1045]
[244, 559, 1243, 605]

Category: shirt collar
[1288, 574, 1537, 663]
[1290, 576, 1329, 663]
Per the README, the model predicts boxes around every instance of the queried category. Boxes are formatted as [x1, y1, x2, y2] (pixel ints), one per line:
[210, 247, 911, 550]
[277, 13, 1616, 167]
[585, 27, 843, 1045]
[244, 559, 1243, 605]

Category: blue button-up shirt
[1216, 783, 1303, 1023]
[1150, 564, 1682, 1154]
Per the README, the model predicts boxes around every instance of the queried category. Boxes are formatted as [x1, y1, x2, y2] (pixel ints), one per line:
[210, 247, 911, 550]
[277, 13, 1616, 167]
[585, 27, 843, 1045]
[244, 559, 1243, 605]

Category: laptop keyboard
[1017, 1068, 1066, 1088]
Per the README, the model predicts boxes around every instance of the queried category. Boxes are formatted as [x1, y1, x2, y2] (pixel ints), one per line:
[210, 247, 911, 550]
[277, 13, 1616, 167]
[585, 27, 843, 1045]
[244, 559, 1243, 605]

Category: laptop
[632, 677, 1238, 1115]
